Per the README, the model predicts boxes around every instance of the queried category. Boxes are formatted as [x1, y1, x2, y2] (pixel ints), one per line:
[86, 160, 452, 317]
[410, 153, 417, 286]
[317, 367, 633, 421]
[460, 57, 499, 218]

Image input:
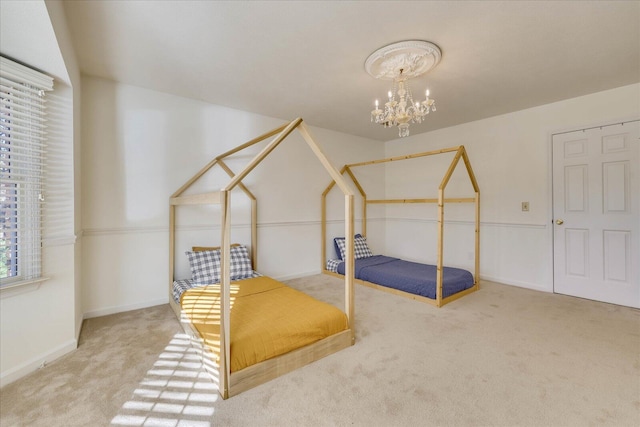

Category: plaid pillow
[185, 249, 221, 284]
[186, 245, 254, 282]
[326, 258, 341, 273]
[334, 233, 361, 260]
[172, 279, 196, 303]
[335, 235, 373, 260]
[228, 245, 253, 280]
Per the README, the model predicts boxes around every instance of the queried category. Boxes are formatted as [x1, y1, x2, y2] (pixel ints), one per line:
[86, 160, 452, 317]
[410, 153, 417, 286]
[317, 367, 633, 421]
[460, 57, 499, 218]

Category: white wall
[383, 84, 640, 292]
[0, 0, 81, 387]
[81, 76, 384, 318]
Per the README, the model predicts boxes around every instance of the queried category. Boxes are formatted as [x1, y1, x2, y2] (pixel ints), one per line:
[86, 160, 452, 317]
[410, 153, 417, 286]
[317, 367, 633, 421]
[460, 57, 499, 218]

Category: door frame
[549, 116, 640, 296]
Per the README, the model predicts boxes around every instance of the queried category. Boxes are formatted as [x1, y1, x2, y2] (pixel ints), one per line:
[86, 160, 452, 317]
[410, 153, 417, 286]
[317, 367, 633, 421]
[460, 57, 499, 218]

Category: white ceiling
[63, 1, 640, 142]
[0, 0, 69, 84]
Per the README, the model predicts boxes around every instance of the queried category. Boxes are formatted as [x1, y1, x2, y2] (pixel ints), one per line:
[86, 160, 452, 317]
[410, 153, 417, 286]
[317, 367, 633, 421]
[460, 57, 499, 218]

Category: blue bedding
[336, 255, 474, 299]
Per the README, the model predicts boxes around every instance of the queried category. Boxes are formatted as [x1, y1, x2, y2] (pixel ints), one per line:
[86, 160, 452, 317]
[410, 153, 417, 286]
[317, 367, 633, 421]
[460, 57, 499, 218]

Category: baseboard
[83, 297, 169, 319]
[480, 275, 551, 293]
[75, 314, 84, 342]
[0, 339, 77, 388]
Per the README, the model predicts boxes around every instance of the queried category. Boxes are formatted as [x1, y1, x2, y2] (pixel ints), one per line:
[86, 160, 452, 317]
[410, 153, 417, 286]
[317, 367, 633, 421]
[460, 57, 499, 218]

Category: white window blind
[0, 56, 53, 287]
[42, 92, 75, 246]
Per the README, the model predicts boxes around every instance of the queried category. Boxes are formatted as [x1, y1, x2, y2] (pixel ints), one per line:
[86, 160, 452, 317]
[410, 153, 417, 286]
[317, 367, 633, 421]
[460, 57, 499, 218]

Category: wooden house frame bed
[169, 118, 356, 399]
[321, 145, 480, 307]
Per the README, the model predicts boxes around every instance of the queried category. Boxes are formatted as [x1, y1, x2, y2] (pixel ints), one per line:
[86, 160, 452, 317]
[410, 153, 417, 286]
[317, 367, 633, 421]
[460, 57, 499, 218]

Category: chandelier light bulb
[370, 78, 437, 137]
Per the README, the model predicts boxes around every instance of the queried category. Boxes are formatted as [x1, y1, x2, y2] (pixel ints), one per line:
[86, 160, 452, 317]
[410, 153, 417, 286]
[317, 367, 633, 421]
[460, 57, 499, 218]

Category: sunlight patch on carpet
[110, 333, 218, 426]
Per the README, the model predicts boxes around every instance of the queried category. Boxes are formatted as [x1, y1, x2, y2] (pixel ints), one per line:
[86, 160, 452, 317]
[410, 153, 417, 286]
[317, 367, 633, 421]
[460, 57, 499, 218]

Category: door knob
[556, 219, 564, 225]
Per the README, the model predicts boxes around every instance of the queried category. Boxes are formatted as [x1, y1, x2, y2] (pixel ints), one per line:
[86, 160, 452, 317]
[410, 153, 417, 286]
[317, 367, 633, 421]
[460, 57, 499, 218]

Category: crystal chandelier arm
[365, 40, 441, 137]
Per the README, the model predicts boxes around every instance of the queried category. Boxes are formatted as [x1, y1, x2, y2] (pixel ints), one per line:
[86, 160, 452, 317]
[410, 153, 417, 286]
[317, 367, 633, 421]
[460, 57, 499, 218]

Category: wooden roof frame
[321, 145, 480, 307]
[169, 118, 356, 399]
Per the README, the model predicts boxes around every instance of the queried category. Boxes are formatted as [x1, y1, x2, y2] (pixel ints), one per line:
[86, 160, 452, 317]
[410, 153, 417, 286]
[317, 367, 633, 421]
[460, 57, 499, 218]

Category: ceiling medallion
[366, 40, 441, 138]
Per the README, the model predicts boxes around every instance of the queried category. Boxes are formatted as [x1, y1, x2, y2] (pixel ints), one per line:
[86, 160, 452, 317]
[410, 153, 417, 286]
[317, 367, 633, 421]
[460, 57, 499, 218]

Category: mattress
[335, 255, 474, 299]
[180, 276, 349, 372]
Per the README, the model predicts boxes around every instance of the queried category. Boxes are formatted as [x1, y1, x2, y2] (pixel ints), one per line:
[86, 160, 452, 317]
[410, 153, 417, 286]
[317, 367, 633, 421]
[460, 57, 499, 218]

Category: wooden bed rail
[169, 191, 221, 205]
[321, 145, 480, 308]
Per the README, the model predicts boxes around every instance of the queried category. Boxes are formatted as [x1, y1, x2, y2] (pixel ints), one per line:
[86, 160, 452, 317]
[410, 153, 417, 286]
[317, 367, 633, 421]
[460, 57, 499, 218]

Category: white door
[552, 121, 639, 308]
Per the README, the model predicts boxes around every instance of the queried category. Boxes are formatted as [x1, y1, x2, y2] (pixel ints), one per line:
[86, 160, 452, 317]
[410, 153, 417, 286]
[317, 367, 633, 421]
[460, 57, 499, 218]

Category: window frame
[0, 56, 53, 289]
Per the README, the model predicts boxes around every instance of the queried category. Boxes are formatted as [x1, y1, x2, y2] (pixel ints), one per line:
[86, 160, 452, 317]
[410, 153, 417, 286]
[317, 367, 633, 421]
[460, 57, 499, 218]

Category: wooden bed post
[321, 165, 359, 269]
[169, 205, 176, 293]
[436, 188, 444, 306]
[219, 189, 232, 400]
[437, 147, 465, 306]
[362, 197, 367, 238]
[321, 194, 327, 271]
[475, 192, 480, 285]
[460, 146, 481, 288]
[345, 194, 355, 340]
[344, 166, 367, 238]
[251, 198, 258, 270]
[216, 159, 259, 270]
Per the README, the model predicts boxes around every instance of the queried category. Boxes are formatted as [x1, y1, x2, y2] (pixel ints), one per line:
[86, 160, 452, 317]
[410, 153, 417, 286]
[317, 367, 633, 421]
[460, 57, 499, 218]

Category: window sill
[0, 277, 50, 299]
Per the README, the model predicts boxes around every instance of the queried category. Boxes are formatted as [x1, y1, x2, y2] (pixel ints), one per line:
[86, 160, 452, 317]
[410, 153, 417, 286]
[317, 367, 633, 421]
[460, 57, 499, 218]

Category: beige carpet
[1, 275, 639, 427]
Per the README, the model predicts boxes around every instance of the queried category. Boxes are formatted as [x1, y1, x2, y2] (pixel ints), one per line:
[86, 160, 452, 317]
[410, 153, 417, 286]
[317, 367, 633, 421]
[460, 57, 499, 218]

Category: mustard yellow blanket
[180, 276, 348, 372]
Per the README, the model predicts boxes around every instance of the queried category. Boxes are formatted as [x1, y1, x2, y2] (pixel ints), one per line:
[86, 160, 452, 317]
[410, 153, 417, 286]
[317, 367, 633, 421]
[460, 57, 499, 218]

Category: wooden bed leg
[475, 191, 480, 288]
[321, 194, 327, 272]
[436, 188, 444, 307]
[220, 190, 231, 400]
[169, 205, 175, 300]
[345, 194, 355, 342]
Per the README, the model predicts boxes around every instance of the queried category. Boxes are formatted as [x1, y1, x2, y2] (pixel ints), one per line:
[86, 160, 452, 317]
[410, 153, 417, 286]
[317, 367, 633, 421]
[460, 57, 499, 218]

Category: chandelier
[365, 40, 441, 138]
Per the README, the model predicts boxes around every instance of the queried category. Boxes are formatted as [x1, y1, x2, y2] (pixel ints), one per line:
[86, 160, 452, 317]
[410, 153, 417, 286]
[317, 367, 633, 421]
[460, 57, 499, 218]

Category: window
[0, 56, 53, 287]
